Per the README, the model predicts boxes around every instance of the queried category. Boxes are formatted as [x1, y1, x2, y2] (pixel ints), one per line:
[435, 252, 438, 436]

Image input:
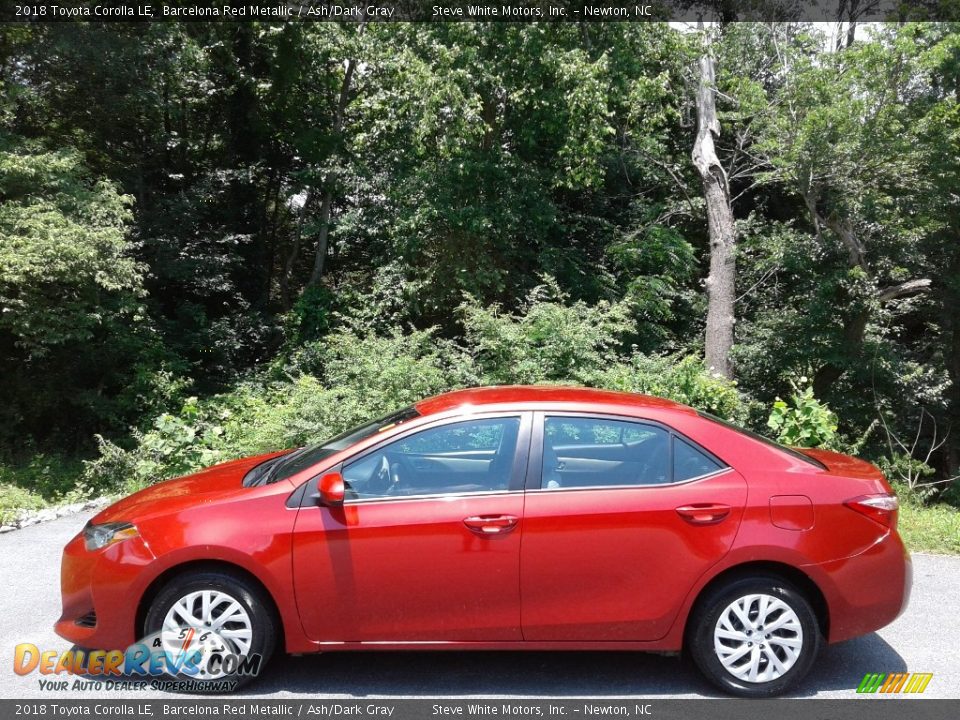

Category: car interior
[542, 419, 671, 488]
[342, 417, 521, 498]
[340, 415, 724, 499]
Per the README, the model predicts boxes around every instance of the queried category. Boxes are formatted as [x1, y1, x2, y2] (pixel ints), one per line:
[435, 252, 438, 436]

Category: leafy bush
[873, 408, 957, 504]
[587, 354, 745, 422]
[766, 379, 839, 448]
[85, 323, 477, 493]
[0, 454, 86, 501]
[316, 323, 477, 415]
[85, 289, 747, 492]
[0, 484, 46, 525]
[0, 144, 156, 449]
[880, 455, 939, 504]
[459, 279, 634, 386]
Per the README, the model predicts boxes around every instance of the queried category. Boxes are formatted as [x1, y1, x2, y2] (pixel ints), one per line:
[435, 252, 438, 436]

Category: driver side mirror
[317, 472, 345, 508]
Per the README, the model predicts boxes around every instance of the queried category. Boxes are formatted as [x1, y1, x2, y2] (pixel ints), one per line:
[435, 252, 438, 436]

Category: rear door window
[542, 417, 671, 489]
[673, 436, 724, 481]
[541, 416, 727, 490]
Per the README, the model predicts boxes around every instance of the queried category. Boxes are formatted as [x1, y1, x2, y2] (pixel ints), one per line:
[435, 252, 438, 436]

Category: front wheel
[143, 570, 276, 692]
[687, 576, 822, 697]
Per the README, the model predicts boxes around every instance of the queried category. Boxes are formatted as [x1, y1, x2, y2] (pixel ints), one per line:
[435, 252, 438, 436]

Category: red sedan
[56, 386, 911, 696]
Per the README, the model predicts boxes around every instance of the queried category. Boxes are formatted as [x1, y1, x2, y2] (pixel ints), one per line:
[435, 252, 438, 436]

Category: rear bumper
[807, 529, 912, 644]
[55, 529, 156, 650]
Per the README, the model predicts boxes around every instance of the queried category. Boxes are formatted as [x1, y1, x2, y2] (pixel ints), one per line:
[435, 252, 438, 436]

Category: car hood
[91, 451, 288, 525]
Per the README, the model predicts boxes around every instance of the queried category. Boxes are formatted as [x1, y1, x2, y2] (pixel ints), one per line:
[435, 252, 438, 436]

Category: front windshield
[267, 406, 420, 483]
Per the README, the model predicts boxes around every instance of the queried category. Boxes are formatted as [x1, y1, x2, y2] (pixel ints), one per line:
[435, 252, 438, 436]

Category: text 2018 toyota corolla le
[56, 386, 911, 696]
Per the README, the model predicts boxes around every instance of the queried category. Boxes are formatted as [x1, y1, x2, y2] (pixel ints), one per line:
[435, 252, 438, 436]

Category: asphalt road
[1, 511, 957, 700]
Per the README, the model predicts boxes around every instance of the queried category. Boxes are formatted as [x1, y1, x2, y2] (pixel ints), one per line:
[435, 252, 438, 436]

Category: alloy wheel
[160, 589, 254, 679]
[712, 592, 803, 683]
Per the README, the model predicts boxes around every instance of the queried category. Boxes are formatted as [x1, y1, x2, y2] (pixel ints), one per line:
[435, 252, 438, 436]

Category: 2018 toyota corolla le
[56, 386, 911, 696]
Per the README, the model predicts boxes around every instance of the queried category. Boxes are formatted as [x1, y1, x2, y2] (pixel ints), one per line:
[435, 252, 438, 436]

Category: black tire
[144, 570, 277, 692]
[687, 575, 822, 697]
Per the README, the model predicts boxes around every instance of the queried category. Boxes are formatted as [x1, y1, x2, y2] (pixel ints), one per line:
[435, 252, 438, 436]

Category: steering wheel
[376, 454, 404, 496]
[368, 454, 391, 494]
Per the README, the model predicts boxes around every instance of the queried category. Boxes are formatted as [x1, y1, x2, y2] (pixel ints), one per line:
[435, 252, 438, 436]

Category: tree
[760, 26, 936, 396]
[0, 141, 150, 449]
[304, 24, 364, 292]
[692, 26, 737, 379]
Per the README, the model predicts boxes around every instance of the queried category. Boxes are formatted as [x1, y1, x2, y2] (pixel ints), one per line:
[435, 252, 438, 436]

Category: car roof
[414, 385, 696, 417]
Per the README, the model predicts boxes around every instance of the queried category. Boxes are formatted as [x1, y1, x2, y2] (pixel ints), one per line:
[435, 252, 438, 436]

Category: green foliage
[284, 285, 337, 345]
[608, 223, 699, 351]
[740, 24, 958, 471]
[590, 355, 744, 422]
[85, 290, 744, 492]
[0, 146, 140, 355]
[880, 454, 939, 501]
[460, 279, 633, 386]
[0, 139, 157, 449]
[897, 500, 960, 555]
[2, 22, 959, 518]
[0, 484, 46, 525]
[85, 318, 477, 492]
[0, 454, 86, 502]
[767, 380, 839, 449]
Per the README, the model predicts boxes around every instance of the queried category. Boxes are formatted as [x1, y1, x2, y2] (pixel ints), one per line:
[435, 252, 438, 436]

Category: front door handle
[463, 515, 519, 535]
[676, 504, 731, 525]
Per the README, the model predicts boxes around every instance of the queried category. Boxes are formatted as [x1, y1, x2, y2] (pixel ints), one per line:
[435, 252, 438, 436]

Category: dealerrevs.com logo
[13, 630, 262, 693]
[857, 672, 934, 694]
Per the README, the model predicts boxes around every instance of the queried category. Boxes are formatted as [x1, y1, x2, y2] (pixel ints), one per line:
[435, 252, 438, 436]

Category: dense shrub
[0, 145, 156, 450]
[766, 379, 839, 449]
[0, 454, 78, 523]
[0, 484, 46, 525]
[85, 289, 746, 493]
[85, 322, 477, 493]
[459, 280, 634, 385]
[586, 355, 746, 422]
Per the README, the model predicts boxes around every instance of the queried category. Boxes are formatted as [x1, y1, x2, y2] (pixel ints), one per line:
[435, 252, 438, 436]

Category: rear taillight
[845, 493, 899, 529]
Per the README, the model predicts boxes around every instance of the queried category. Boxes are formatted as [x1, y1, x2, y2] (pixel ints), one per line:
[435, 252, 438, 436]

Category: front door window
[342, 417, 521, 499]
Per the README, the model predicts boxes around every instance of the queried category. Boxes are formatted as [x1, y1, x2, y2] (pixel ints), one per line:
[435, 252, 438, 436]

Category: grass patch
[0, 454, 88, 499]
[0, 484, 47, 525]
[898, 502, 960, 555]
[0, 454, 89, 525]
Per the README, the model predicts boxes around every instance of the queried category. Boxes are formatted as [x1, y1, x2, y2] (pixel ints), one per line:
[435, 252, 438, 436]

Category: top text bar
[2, 0, 958, 23]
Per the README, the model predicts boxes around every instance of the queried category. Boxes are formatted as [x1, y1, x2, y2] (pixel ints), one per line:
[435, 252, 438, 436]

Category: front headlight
[83, 521, 139, 551]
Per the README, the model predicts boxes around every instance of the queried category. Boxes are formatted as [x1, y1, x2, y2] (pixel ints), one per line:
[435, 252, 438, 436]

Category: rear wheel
[144, 570, 276, 692]
[687, 576, 822, 697]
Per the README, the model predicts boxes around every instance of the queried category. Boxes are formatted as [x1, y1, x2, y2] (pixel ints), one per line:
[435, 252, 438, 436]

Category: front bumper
[55, 528, 156, 649]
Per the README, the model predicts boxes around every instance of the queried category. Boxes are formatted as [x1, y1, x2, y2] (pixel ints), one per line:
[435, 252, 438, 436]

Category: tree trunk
[305, 36, 361, 291]
[280, 192, 314, 307]
[306, 191, 335, 290]
[944, 252, 960, 478]
[835, 0, 861, 51]
[692, 37, 737, 379]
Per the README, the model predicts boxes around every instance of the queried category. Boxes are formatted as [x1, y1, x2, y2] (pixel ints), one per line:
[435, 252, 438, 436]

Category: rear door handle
[676, 504, 731, 525]
[463, 515, 519, 535]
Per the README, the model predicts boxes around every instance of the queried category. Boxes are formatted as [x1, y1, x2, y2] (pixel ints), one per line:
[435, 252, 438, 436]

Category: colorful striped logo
[857, 672, 933, 694]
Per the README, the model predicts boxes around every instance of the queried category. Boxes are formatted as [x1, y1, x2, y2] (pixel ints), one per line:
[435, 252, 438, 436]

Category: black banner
[2, 700, 959, 720]
[2, 0, 959, 23]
